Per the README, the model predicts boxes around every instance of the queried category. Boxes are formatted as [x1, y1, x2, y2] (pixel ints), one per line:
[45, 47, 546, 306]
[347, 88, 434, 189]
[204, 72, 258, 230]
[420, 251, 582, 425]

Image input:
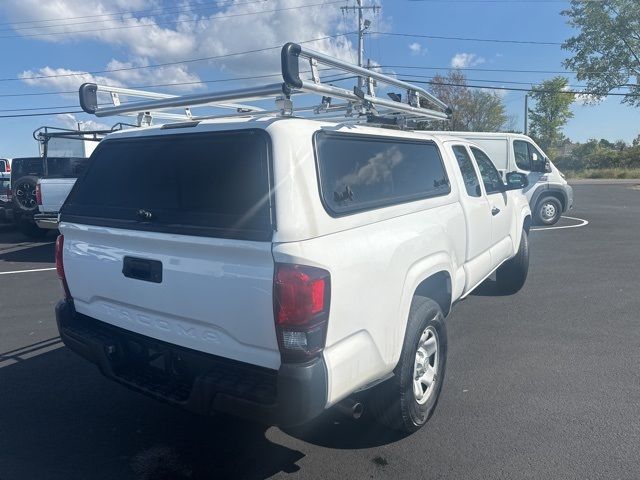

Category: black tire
[534, 196, 562, 226]
[496, 229, 529, 294]
[18, 220, 48, 239]
[12, 175, 39, 214]
[370, 296, 447, 433]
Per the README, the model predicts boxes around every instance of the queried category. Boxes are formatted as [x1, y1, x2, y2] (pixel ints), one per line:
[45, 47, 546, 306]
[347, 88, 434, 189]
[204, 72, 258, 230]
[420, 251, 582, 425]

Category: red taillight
[55, 235, 71, 299]
[274, 264, 330, 362]
[35, 183, 42, 205]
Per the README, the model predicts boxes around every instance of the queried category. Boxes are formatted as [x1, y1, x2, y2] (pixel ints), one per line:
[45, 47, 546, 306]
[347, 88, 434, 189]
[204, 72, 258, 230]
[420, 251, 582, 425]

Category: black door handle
[492, 207, 500, 216]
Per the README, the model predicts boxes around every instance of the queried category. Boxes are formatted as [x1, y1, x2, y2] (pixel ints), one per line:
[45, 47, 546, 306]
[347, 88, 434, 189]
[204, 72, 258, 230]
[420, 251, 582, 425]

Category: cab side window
[514, 140, 545, 172]
[513, 140, 530, 171]
[452, 145, 481, 197]
[471, 147, 503, 194]
[528, 143, 546, 172]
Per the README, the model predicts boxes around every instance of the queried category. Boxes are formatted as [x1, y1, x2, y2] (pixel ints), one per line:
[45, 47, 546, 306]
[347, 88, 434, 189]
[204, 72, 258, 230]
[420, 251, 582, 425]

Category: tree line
[419, 0, 639, 176]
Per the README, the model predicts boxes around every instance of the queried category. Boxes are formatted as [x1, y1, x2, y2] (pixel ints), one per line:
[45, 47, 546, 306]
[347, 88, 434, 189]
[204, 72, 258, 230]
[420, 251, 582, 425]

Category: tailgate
[62, 224, 280, 369]
[39, 178, 76, 213]
[59, 128, 279, 369]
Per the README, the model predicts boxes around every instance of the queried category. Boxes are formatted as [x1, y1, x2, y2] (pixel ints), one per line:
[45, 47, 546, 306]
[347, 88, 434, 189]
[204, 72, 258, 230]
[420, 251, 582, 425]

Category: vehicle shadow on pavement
[284, 411, 408, 449]
[0, 243, 55, 264]
[469, 278, 513, 297]
[0, 347, 305, 480]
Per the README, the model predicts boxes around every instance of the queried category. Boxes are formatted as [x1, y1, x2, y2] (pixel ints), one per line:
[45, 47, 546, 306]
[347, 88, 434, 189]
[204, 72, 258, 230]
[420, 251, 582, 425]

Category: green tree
[528, 77, 575, 151]
[562, 0, 640, 106]
[423, 71, 509, 131]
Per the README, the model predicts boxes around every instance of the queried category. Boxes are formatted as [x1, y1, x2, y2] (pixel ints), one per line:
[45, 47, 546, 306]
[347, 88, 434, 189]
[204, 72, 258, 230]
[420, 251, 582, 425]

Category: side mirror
[504, 171, 529, 190]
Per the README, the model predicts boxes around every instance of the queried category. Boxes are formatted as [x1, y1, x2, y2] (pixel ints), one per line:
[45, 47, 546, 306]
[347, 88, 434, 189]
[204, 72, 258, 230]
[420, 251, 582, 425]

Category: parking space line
[0, 241, 55, 255]
[531, 216, 589, 232]
[0, 267, 56, 275]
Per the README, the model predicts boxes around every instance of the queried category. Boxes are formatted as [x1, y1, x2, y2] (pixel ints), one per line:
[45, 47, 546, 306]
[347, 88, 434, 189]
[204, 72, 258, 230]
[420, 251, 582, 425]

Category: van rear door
[59, 129, 281, 369]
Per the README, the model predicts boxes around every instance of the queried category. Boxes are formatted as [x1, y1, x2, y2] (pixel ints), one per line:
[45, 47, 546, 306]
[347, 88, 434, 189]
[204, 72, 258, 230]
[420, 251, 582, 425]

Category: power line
[2, 32, 356, 82]
[0, 0, 268, 27]
[0, 104, 85, 112]
[1, 68, 347, 99]
[1, 1, 270, 33]
[398, 78, 640, 97]
[407, 0, 606, 3]
[0, 110, 83, 119]
[0, 1, 344, 39]
[369, 31, 562, 46]
[381, 64, 577, 75]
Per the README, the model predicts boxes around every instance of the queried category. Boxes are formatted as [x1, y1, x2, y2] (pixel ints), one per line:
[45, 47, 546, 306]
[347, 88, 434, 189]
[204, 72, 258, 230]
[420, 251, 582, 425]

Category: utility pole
[524, 94, 529, 135]
[341, 0, 381, 89]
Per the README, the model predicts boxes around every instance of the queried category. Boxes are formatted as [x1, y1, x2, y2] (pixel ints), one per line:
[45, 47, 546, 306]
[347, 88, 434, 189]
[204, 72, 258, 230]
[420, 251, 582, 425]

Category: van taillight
[274, 264, 330, 362]
[55, 235, 71, 299]
[35, 183, 42, 205]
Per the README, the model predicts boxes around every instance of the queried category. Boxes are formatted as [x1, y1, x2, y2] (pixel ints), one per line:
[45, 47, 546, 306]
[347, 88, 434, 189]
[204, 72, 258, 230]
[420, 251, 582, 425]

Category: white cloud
[408, 42, 425, 56]
[55, 113, 111, 131]
[7, 0, 360, 91]
[19, 67, 125, 91]
[450, 53, 485, 69]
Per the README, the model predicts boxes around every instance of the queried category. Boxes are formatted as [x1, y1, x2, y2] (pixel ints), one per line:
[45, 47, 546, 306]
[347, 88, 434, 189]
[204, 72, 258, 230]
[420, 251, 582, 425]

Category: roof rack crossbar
[102, 85, 266, 113]
[78, 41, 451, 126]
[81, 83, 287, 118]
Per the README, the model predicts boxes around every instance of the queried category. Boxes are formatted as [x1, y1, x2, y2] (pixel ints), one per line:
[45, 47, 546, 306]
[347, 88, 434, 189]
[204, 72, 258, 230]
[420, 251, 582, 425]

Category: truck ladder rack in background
[79, 42, 451, 127]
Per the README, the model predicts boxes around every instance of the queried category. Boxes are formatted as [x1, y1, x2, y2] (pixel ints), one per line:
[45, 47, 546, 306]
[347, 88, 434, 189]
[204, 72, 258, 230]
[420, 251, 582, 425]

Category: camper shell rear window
[61, 129, 274, 241]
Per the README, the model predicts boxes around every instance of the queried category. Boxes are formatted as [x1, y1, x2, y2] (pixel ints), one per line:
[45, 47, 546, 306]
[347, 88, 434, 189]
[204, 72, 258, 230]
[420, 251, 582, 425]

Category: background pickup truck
[35, 171, 85, 231]
[10, 156, 89, 238]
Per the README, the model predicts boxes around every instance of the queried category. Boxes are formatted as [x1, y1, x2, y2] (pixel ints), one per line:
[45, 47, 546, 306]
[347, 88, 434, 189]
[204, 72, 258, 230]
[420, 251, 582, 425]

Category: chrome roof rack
[79, 42, 451, 127]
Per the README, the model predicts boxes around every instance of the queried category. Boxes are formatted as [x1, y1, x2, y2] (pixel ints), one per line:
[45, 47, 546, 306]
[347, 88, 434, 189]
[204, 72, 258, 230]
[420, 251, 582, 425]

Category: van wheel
[535, 196, 562, 225]
[496, 229, 529, 294]
[18, 220, 48, 239]
[370, 296, 447, 433]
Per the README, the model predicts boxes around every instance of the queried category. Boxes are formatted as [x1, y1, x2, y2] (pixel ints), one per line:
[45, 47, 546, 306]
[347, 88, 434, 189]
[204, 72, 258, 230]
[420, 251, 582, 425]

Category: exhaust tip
[336, 398, 364, 420]
[351, 402, 364, 420]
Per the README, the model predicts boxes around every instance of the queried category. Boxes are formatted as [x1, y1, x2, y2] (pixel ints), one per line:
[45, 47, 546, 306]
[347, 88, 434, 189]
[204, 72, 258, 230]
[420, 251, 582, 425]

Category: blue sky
[0, 0, 638, 158]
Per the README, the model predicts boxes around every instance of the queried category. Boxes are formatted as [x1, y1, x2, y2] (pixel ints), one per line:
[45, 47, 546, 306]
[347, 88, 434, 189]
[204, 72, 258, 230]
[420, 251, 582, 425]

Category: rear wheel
[12, 175, 39, 214]
[496, 229, 529, 294]
[370, 296, 447, 433]
[535, 196, 562, 225]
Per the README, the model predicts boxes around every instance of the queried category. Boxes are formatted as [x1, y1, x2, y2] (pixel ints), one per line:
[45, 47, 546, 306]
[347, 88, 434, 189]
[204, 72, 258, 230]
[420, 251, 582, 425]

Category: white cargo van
[444, 132, 573, 225]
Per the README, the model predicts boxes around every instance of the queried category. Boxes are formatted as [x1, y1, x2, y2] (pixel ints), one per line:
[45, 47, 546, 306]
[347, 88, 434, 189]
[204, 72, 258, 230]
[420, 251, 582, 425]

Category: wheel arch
[533, 188, 567, 212]
[414, 271, 452, 318]
[392, 255, 454, 369]
[523, 214, 532, 234]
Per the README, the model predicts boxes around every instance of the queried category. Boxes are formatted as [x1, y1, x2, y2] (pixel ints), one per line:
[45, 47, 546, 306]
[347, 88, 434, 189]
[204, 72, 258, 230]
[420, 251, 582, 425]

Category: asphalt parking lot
[1, 183, 639, 480]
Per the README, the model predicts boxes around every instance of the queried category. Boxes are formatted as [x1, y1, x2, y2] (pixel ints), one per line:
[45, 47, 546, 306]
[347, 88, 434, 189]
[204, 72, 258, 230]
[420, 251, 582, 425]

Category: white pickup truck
[54, 117, 532, 432]
[35, 176, 83, 230]
[34, 133, 97, 231]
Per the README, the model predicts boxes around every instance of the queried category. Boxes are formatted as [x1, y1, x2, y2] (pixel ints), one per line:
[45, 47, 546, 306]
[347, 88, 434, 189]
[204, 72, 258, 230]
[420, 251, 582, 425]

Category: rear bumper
[55, 299, 327, 426]
[34, 213, 59, 229]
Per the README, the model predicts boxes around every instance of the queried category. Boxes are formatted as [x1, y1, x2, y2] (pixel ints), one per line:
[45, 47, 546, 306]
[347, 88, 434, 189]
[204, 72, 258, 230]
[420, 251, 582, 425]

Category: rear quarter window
[314, 132, 450, 216]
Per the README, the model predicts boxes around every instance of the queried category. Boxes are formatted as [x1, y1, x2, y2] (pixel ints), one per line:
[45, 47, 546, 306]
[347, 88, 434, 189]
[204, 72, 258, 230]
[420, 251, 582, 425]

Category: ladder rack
[79, 42, 451, 127]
